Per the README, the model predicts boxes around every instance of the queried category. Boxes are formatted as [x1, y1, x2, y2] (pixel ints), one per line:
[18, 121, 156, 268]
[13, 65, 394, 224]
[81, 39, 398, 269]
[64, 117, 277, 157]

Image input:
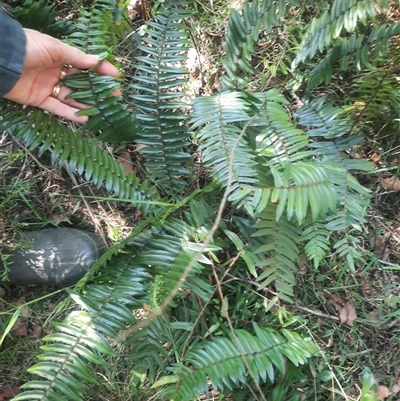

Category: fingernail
[88, 55, 100, 65]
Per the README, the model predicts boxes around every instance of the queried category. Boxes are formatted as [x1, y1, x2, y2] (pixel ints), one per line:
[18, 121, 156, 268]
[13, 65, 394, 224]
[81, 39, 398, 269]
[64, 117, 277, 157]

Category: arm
[0, 8, 120, 123]
[0, 7, 26, 97]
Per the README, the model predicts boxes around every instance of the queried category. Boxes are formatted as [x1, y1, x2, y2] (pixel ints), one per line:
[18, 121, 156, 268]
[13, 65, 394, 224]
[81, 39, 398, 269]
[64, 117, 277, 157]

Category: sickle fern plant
[1, 0, 397, 399]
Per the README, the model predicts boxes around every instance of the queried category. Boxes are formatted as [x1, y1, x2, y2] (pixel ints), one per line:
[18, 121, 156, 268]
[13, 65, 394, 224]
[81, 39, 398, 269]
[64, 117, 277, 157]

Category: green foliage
[156, 324, 317, 401]
[5, 0, 75, 37]
[131, 2, 192, 192]
[66, 0, 137, 142]
[292, 0, 400, 89]
[4, 0, 396, 399]
[0, 102, 156, 211]
[222, 0, 300, 89]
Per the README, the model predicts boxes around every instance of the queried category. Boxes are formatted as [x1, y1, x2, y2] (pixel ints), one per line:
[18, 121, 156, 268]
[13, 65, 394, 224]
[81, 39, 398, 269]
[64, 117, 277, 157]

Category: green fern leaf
[191, 91, 259, 206]
[65, 0, 137, 142]
[269, 161, 338, 222]
[157, 324, 317, 400]
[222, 0, 299, 89]
[293, 0, 376, 67]
[294, 97, 371, 271]
[301, 223, 331, 269]
[307, 22, 400, 89]
[251, 89, 312, 164]
[252, 205, 301, 303]
[14, 249, 150, 400]
[11, 0, 74, 37]
[0, 102, 157, 210]
[130, 2, 192, 193]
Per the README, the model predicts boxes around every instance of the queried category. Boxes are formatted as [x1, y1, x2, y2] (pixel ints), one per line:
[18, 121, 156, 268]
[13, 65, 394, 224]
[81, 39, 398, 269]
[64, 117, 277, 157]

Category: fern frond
[294, 96, 371, 271]
[67, 0, 115, 54]
[11, 0, 74, 37]
[349, 69, 400, 124]
[307, 34, 369, 89]
[137, 198, 219, 303]
[130, 1, 192, 193]
[268, 161, 338, 222]
[0, 102, 156, 209]
[126, 315, 174, 382]
[301, 223, 331, 269]
[66, 74, 137, 143]
[191, 91, 259, 206]
[294, 96, 372, 170]
[156, 324, 317, 400]
[15, 194, 222, 399]
[65, 0, 136, 142]
[368, 22, 400, 56]
[252, 205, 301, 303]
[293, 0, 376, 68]
[243, 162, 338, 223]
[123, 199, 217, 384]
[323, 167, 368, 271]
[249, 89, 313, 164]
[222, 0, 299, 89]
[136, 230, 218, 303]
[191, 90, 338, 222]
[14, 250, 150, 401]
[307, 22, 400, 89]
[236, 90, 336, 221]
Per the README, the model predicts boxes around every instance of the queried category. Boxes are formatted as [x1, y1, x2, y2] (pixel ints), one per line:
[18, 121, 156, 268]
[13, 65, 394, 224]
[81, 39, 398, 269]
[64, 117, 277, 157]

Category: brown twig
[295, 302, 340, 321]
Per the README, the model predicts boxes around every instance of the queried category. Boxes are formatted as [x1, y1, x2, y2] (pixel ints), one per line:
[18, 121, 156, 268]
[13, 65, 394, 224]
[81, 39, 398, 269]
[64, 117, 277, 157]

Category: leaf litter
[377, 385, 392, 400]
[380, 176, 400, 191]
[327, 295, 357, 326]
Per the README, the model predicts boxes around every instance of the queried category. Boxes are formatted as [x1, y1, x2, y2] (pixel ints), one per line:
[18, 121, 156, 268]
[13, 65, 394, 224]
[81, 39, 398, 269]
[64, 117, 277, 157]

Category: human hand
[4, 29, 121, 123]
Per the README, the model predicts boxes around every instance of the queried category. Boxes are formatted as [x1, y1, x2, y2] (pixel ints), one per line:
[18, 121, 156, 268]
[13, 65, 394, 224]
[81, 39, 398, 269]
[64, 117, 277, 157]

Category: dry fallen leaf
[10, 317, 27, 337]
[380, 176, 400, 192]
[328, 295, 346, 312]
[374, 235, 390, 262]
[377, 385, 392, 400]
[369, 152, 381, 163]
[0, 385, 20, 399]
[134, 143, 149, 152]
[117, 150, 135, 174]
[32, 320, 42, 339]
[391, 384, 400, 395]
[339, 302, 357, 326]
[128, 0, 151, 21]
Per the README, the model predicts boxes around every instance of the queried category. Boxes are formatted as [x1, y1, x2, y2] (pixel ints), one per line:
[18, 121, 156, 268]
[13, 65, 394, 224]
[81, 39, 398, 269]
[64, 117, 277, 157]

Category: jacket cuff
[0, 7, 27, 97]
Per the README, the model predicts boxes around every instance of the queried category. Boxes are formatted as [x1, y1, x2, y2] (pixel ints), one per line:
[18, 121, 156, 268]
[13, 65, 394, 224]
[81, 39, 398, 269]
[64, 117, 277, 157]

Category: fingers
[40, 97, 89, 124]
[51, 40, 121, 121]
[57, 41, 100, 70]
[94, 60, 120, 78]
[65, 61, 120, 78]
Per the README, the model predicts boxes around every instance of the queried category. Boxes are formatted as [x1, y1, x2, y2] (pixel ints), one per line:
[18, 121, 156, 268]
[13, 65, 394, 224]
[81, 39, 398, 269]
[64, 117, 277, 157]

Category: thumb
[57, 41, 100, 70]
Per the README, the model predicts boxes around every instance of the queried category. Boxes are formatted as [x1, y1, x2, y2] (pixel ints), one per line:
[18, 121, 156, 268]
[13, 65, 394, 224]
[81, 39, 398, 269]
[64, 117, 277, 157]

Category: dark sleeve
[0, 7, 26, 97]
